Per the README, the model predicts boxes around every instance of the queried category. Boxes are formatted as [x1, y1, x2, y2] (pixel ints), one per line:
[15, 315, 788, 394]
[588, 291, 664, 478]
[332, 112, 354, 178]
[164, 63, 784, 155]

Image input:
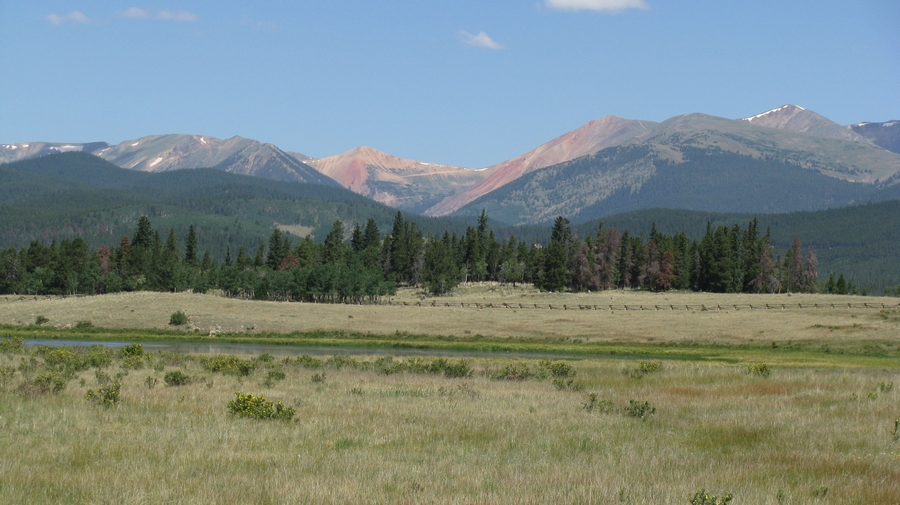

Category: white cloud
[122, 7, 150, 19]
[157, 10, 197, 22]
[458, 31, 505, 50]
[46, 11, 91, 25]
[545, 0, 649, 12]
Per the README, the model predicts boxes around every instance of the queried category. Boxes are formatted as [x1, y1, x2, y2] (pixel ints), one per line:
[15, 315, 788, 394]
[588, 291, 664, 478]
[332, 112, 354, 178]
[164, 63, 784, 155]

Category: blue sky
[2, 1, 898, 167]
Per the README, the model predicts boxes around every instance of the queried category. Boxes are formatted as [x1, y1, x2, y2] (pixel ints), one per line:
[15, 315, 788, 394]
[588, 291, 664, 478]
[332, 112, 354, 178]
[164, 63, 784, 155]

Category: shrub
[538, 360, 575, 379]
[747, 363, 771, 378]
[428, 358, 473, 378]
[690, 489, 733, 505]
[624, 399, 656, 420]
[86, 381, 121, 407]
[36, 346, 85, 373]
[34, 315, 49, 325]
[582, 393, 615, 414]
[119, 343, 144, 357]
[311, 372, 326, 383]
[892, 419, 899, 442]
[27, 372, 70, 394]
[227, 392, 295, 421]
[491, 362, 532, 381]
[164, 370, 192, 386]
[145, 376, 158, 389]
[623, 360, 662, 379]
[83, 345, 112, 369]
[552, 377, 583, 391]
[75, 320, 93, 329]
[203, 355, 254, 376]
[169, 310, 189, 326]
[374, 356, 404, 375]
[0, 337, 24, 353]
[295, 355, 323, 369]
[122, 355, 145, 370]
[325, 354, 358, 370]
[264, 370, 286, 387]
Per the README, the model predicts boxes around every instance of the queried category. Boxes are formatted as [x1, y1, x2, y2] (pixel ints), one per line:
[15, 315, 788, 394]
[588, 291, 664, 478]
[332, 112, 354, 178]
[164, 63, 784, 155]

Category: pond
[22, 339, 597, 360]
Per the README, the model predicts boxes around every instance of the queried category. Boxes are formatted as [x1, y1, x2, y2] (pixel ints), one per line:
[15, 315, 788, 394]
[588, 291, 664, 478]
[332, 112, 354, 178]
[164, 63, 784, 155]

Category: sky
[2, 1, 898, 168]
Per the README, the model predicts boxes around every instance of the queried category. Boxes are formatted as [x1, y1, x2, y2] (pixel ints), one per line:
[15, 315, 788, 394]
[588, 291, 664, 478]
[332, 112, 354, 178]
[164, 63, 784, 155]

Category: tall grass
[1, 343, 897, 503]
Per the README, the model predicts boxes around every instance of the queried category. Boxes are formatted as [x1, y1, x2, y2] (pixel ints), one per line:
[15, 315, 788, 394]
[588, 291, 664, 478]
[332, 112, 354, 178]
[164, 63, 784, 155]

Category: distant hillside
[0, 152, 463, 256]
[572, 201, 900, 293]
[425, 115, 655, 216]
[453, 145, 895, 225]
[305, 146, 486, 213]
[740, 104, 868, 142]
[849, 120, 900, 154]
[1, 135, 336, 187]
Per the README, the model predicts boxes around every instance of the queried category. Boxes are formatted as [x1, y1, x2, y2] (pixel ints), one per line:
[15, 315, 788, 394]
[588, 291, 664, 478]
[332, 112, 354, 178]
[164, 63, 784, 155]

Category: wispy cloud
[121, 7, 197, 22]
[545, 0, 649, 12]
[46, 11, 92, 25]
[458, 31, 505, 50]
[241, 15, 279, 33]
[157, 10, 197, 22]
[122, 7, 150, 19]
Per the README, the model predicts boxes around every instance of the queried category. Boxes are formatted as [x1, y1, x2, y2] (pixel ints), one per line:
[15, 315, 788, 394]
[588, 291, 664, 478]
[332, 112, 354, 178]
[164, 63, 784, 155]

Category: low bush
[203, 355, 254, 376]
[374, 356, 404, 375]
[295, 355, 323, 369]
[75, 320, 93, 329]
[86, 381, 121, 407]
[582, 393, 615, 414]
[169, 310, 189, 326]
[263, 370, 286, 386]
[0, 337, 23, 353]
[747, 363, 771, 378]
[34, 315, 49, 325]
[491, 362, 532, 381]
[164, 370, 192, 386]
[227, 392, 295, 421]
[624, 399, 656, 420]
[428, 358, 473, 378]
[119, 343, 144, 357]
[690, 490, 733, 505]
[325, 354, 358, 370]
[538, 360, 575, 379]
[83, 345, 112, 369]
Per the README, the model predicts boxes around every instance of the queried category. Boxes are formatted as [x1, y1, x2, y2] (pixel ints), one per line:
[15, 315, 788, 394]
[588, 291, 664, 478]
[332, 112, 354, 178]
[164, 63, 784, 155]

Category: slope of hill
[740, 104, 868, 142]
[1, 135, 335, 187]
[453, 145, 892, 225]
[424, 116, 655, 216]
[572, 201, 900, 293]
[304, 146, 487, 213]
[849, 120, 900, 154]
[0, 152, 464, 257]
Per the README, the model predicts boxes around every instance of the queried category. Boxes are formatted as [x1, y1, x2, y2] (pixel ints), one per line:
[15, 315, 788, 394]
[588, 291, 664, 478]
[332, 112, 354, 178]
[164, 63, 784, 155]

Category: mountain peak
[740, 104, 866, 143]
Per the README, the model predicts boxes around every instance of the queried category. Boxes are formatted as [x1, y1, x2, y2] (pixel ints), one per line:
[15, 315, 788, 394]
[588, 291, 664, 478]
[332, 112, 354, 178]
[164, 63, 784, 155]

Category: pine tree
[185, 225, 199, 267]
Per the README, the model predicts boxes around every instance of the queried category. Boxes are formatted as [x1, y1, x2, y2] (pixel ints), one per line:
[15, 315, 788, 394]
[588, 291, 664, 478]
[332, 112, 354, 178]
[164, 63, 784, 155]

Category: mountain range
[2, 105, 899, 226]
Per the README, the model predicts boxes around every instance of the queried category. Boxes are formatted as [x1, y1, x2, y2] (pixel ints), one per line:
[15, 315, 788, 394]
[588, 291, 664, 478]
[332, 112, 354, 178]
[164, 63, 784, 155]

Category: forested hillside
[453, 145, 896, 225]
[0, 152, 466, 257]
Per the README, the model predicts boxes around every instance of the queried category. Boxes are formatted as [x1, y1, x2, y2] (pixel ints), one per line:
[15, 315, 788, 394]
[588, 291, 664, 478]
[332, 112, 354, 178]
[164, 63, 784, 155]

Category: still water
[22, 339, 591, 360]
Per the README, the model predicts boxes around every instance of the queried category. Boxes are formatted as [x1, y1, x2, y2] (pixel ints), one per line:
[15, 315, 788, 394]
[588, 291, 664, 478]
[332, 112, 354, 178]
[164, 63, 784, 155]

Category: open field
[1, 286, 899, 365]
[0, 342, 898, 504]
[1, 286, 899, 503]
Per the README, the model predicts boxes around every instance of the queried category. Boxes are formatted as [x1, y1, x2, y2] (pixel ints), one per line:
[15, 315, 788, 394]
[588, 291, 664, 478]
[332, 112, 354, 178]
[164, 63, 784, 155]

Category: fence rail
[381, 300, 899, 311]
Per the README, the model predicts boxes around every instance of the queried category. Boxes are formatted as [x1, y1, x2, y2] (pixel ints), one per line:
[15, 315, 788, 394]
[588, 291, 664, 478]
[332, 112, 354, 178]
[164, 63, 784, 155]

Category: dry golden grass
[1, 287, 898, 354]
[0, 350, 898, 504]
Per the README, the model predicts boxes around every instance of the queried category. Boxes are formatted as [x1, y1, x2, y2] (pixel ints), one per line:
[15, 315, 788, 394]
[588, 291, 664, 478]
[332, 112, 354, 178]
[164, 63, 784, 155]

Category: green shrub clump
[86, 381, 121, 407]
[204, 355, 255, 376]
[227, 392, 295, 421]
[747, 363, 771, 378]
[34, 315, 49, 325]
[169, 310, 189, 326]
[164, 370, 192, 386]
[690, 489, 733, 505]
[624, 399, 656, 420]
[491, 362, 532, 381]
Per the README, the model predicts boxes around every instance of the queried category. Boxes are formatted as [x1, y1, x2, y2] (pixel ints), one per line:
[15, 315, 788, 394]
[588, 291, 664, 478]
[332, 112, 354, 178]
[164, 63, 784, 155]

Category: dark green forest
[1, 151, 896, 297]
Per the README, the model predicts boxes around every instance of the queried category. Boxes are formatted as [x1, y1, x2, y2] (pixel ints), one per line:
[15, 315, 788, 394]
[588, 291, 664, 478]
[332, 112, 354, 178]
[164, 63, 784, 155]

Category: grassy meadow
[1, 286, 899, 503]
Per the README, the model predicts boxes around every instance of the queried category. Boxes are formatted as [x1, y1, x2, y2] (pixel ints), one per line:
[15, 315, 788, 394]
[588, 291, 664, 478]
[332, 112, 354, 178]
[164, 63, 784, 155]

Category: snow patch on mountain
[741, 104, 805, 122]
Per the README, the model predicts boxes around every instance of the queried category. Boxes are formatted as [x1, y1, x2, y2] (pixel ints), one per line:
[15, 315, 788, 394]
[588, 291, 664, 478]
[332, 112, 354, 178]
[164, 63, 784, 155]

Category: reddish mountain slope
[424, 115, 655, 216]
[305, 146, 487, 212]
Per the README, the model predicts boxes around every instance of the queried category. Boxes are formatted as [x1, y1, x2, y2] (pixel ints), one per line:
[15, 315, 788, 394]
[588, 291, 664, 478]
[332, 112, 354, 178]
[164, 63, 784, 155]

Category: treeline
[1, 210, 857, 301]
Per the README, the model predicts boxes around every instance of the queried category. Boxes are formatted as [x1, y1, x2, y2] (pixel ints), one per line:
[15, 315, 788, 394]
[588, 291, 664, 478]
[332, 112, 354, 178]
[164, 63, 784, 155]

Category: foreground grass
[1, 342, 898, 504]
